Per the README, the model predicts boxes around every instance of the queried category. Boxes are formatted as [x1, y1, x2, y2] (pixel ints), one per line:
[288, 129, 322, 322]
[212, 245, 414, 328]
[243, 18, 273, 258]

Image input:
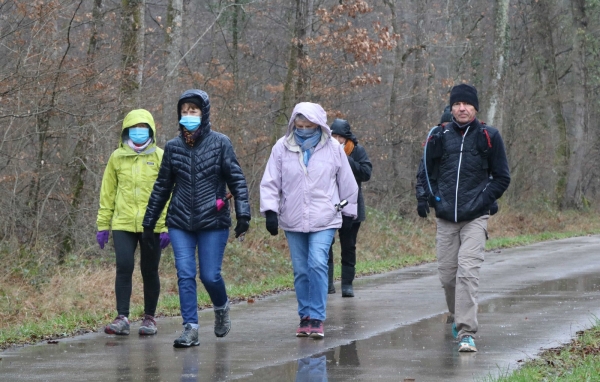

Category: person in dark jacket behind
[143, 89, 251, 348]
[327, 119, 372, 297]
[415, 84, 510, 353]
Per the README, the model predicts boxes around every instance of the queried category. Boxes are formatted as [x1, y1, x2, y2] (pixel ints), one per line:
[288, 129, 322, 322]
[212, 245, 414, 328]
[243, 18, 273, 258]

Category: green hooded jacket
[96, 109, 168, 233]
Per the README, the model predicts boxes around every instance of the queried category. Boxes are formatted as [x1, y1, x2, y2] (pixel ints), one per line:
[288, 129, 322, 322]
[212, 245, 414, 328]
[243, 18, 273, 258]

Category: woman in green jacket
[96, 109, 169, 336]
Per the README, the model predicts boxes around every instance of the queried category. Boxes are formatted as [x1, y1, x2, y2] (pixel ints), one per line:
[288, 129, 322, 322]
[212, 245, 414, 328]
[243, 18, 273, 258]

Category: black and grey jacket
[143, 89, 251, 231]
[415, 118, 510, 223]
[330, 119, 372, 222]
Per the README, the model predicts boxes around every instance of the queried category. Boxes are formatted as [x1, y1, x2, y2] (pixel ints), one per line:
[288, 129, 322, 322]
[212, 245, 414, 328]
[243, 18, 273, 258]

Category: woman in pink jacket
[260, 102, 358, 339]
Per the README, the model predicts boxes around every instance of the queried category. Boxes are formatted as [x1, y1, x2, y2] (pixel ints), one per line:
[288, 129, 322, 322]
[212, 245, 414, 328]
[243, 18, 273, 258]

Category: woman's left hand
[234, 217, 250, 238]
[159, 232, 171, 249]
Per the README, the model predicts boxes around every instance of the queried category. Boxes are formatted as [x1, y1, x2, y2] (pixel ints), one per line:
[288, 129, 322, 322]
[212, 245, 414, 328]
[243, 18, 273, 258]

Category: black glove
[417, 200, 430, 218]
[234, 217, 250, 238]
[142, 227, 156, 251]
[340, 215, 353, 234]
[489, 201, 499, 215]
[265, 210, 278, 236]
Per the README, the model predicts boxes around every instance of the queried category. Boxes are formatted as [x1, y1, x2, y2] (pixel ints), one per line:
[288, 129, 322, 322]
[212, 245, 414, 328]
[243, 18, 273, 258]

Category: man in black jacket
[415, 84, 510, 352]
[328, 119, 372, 297]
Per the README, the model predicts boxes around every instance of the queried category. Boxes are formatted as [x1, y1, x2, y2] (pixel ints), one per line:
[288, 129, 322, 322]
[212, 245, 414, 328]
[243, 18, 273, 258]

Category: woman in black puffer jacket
[143, 89, 251, 348]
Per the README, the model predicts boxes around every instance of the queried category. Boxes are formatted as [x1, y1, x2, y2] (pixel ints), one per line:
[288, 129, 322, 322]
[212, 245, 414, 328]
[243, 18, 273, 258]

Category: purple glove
[96, 230, 109, 249]
[159, 232, 170, 250]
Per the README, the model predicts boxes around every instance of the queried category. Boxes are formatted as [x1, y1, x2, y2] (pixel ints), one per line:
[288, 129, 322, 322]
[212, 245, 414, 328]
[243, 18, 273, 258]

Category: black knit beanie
[440, 105, 452, 124]
[449, 84, 479, 111]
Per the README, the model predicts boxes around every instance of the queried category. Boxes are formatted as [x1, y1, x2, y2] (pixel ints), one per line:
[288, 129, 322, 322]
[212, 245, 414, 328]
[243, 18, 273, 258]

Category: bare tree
[563, 0, 589, 208]
[486, 0, 509, 129]
[121, 0, 146, 110]
[162, 0, 183, 137]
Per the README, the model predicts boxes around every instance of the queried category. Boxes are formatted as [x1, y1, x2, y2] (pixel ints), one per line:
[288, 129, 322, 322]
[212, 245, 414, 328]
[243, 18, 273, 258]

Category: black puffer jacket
[143, 89, 251, 231]
[330, 119, 372, 222]
[416, 118, 510, 222]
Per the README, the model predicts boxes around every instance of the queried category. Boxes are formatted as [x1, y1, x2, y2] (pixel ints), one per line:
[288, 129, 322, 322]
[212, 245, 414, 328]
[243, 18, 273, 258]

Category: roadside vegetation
[482, 319, 600, 382]
[1, 205, 600, 350]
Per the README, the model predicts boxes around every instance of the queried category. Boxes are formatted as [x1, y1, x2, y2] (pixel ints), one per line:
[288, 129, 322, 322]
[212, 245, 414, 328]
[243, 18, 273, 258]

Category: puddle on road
[239, 273, 600, 382]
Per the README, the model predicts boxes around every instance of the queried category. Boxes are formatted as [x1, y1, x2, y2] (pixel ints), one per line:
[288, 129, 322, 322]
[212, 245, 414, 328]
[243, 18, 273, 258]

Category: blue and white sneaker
[458, 335, 477, 352]
[451, 322, 458, 339]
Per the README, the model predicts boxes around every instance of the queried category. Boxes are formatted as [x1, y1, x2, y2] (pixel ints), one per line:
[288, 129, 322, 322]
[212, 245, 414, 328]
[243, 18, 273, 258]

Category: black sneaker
[214, 301, 231, 338]
[173, 324, 200, 348]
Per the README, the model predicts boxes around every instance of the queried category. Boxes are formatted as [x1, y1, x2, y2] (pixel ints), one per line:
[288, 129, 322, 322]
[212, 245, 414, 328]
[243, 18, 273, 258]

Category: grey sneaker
[214, 301, 231, 338]
[138, 314, 157, 335]
[104, 315, 130, 335]
[173, 324, 199, 348]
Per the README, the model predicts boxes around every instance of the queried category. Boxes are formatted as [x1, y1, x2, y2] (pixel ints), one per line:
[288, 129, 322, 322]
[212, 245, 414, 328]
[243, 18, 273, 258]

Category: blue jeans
[285, 229, 335, 321]
[169, 227, 229, 325]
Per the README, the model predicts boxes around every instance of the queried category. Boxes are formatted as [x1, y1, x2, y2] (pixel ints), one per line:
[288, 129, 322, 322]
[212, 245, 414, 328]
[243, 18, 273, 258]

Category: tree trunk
[162, 0, 183, 138]
[294, 0, 312, 102]
[530, 0, 569, 206]
[60, 0, 103, 257]
[121, 0, 145, 110]
[486, 0, 509, 130]
[383, 0, 401, 127]
[563, 0, 589, 208]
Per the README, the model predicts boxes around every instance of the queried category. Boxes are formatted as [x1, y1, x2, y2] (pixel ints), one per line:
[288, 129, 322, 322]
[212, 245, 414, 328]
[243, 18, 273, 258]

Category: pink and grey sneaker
[308, 319, 324, 339]
[296, 317, 311, 337]
[139, 314, 157, 335]
[104, 315, 130, 335]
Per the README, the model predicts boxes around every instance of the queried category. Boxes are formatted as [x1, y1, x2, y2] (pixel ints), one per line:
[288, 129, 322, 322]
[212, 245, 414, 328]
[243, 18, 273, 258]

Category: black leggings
[112, 230, 161, 317]
[328, 222, 361, 268]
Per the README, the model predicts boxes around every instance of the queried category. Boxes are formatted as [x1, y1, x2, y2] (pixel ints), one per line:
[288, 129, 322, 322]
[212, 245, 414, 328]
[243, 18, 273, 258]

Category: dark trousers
[328, 222, 361, 268]
[112, 230, 161, 317]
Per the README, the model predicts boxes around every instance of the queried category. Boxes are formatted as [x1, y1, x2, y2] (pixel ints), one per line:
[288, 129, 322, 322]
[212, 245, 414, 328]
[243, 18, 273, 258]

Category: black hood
[330, 118, 358, 144]
[177, 89, 211, 131]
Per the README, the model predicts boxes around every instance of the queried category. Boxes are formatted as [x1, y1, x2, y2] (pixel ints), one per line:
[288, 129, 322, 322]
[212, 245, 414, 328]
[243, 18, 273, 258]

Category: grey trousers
[436, 215, 488, 339]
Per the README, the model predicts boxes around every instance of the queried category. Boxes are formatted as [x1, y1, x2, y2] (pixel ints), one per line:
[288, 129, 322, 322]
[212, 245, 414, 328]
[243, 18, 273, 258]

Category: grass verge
[482, 319, 600, 382]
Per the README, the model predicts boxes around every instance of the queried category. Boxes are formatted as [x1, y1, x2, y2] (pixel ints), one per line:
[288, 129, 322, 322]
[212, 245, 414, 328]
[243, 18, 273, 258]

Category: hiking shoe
[104, 315, 130, 335]
[296, 317, 311, 337]
[341, 284, 354, 297]
[452, 322, 458, 339]
[458, 335, 477, 352]
[308, 319, 324, 339]
[214, 301, 231, 338]
[328, 284, 336, 294]
[138, 314, 157, 335]
[173, 324, 199, 348]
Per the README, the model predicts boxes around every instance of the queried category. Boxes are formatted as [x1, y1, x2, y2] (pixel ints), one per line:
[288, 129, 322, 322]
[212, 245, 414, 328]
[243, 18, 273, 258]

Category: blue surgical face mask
[294, 127, 318, 138]
[180, 115, 201, 131]
[128, 127, 150, 144]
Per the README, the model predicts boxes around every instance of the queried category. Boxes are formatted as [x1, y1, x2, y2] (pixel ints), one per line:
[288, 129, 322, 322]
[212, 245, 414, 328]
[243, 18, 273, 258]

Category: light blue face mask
[180, 115, 201, 131]
[294, 127, 318, 138]
[128, 127, 150, 144]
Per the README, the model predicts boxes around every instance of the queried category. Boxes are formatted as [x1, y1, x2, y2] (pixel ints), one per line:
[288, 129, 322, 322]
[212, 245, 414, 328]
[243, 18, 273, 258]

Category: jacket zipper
[454, 126, 470, 222]
[190, 149, 195, 228]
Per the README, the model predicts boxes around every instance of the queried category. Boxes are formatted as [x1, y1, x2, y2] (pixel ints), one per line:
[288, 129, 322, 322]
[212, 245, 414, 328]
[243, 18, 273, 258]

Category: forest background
[1, 0, 600, 345]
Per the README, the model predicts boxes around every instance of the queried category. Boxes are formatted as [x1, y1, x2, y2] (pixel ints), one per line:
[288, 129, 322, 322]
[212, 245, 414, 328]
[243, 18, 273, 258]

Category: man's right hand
[417, 201, 430, 218]
[265, 211, 278, 236]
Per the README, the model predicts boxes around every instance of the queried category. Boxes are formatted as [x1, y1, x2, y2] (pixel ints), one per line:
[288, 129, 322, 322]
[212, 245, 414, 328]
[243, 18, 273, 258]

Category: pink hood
[260, 102, 358, 232]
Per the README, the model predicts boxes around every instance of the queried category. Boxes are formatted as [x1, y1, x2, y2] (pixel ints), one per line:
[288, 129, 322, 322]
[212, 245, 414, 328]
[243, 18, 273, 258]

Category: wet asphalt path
[2, 236, 600, 381]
